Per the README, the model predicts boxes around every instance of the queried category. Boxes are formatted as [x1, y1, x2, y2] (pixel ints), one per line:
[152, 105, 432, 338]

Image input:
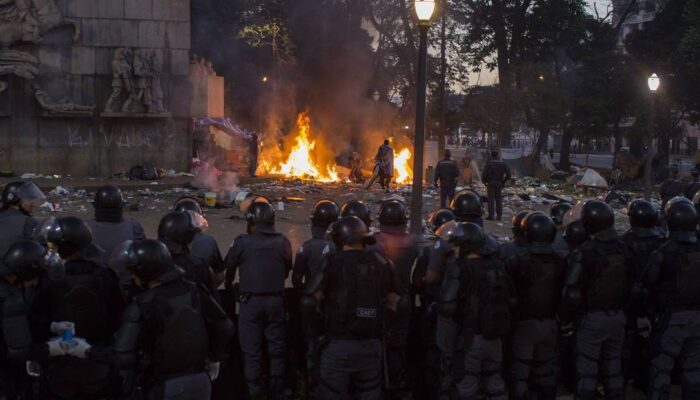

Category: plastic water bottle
[59, 329, 77, 351]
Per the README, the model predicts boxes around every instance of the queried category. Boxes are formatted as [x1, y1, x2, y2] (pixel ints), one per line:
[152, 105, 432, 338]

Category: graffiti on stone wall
[66, 124, 177, 149]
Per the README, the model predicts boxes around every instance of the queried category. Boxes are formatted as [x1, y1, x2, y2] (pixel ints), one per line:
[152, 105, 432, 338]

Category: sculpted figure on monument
[34, 84, 95, 115]
[0, 0, 79, 48]
[105, 48, 135, 113]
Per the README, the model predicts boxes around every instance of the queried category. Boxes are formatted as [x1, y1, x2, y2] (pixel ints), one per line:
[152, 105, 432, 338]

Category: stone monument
[0, 0, 193, 176]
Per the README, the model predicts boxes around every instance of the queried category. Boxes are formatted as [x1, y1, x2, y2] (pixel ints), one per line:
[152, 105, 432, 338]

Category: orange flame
[268, 112, 340, 182]
[394, 147, 413, 184]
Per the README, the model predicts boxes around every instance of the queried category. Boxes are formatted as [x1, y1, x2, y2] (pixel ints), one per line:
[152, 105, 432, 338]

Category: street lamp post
[410, 0, 435, 236]
[645, 73, 660, 200]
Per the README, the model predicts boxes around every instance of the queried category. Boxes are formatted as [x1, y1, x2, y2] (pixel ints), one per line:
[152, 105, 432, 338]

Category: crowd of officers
[2, 179, 700, 400]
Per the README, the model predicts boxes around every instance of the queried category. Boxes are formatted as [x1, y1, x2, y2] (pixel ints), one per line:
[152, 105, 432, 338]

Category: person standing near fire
[434, 149, 461, 209]
[366, 139, 394, 192]
[482, 150, 512, 221]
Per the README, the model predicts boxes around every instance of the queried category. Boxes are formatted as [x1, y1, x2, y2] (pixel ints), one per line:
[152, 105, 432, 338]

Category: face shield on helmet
[185, 210, 209, 231]
[42, 249, 64, 278]
[17, 182, 46, 213]
[562, 201, 585, 228]
[435, 220, 459, 242]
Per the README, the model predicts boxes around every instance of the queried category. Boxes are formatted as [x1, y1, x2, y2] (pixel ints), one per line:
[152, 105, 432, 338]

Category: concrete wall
[0, 0, 193, 176]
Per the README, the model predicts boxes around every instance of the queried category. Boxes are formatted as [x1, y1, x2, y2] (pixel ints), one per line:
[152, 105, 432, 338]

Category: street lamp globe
[648, 73, 660, 92]
[414, 0, 436, 24]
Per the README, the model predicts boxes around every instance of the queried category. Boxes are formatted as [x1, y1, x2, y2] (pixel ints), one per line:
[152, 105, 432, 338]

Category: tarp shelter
[568, 168, 608, 189]
[193, 118, 256, 174]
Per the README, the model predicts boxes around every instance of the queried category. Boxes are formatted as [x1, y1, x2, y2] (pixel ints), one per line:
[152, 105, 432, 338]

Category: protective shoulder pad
[123, 302, 141, 323]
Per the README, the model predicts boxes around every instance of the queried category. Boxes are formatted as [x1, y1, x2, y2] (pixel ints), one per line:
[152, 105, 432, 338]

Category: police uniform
[88, 266, 234, 399]
[659, 175, 684, 210]
[315, 249, 400, 399]
[292, 226, 335, 290]
[435, 155, 461, 209]
[87, 218, 145, 265]
[225, 231, 292, 398]
[505, 243, 566, 400]
[482, 158, 511, 220]
[31, 255, 124, 398]
[190, 231, 225, 276]
[643, 201, 700, 400]
[562, 227, 630, 400]
[497, 237, 527, 262]
[0, 207, 39, 258]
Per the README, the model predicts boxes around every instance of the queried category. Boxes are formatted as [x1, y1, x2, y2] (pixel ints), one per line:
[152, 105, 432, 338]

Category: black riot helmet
[666, 201, 698, 233]
[429, 209, 456, 232]
[550, 203, 572, 227]
[522, 212, 557, 244]
[564, 220, 588, 249]
[627, 199, 658, 229]
[511, 210, 533, 239]
[664, 196, 692, 216]
[310, 199, 340, 229]
[174, 197, 203, 216]
[449, 222, 486, 253]
[122, 239, 173, 286]
[330, 216, 372, 247]
[451, 190, 482, 220]
[1, 181, 25, 206]
[2, 240, 60, 282]
[378, 199, 408, 226]
[93, 185, 124, 209]
[340, 200, 372, 227]
[44, 217, 93, 258]
[581, 199, 615, 235]
[158, 212, 199, 247]
[246, 200, 276, 233]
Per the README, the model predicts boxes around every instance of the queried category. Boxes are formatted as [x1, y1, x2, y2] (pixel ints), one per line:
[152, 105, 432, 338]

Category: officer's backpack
[669, 250, 700, 308]
[519, 253, 565, 320]
[56, 271, 109, 342]
[140, 284, 209, 375]
[585, 244, 628, 310]
[476, 261, 512, 339]
[339, 254, 384, 339]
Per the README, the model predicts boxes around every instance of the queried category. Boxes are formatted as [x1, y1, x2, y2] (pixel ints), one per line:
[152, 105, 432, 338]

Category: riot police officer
[292, 199, 339, 289]
[300, 216, 401, 399]
[158, 211, 216, 293]
[174, 197, 225, 282]
[225, 200, 292, 399]
[504, 212, 566, 400]
[412, 209, 455, 398]
[70, 239, 234, 399]
[292, 199, 339, 397]
[374, 199, 417, 397]
[32, 216, 124, 399]
[0, 240, 66, 398]
[550, 203, 572, 254]
[482, 150, 511, 221]
[643, 200, 700, 400]
[434, 149, 461, 209]
[623, 199, 665, 286]
[340, 199, 373, 229]
[87, 185, 145, 265]
[440, 222, 514, 400]
[0, 182, 44, 257]
[564, 220, 588, 252]
[497, 209, 532, 261]
[451, 190, 483, 226]
[561, 199, 630, 400]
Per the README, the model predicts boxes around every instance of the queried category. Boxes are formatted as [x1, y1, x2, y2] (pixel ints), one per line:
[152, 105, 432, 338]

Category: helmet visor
[562, 201, 585, 228]
[18, 183, 46, 209]
[39, 218, 62, 250]
[186, 210, 209, 231]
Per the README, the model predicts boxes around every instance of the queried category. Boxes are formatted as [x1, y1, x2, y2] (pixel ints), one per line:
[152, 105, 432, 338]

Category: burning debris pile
[259, 110, 414, 185]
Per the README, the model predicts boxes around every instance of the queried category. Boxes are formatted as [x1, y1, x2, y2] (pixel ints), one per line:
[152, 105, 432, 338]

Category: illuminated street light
[414, 0, 436, 23]
[645, 73, 660, 200]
